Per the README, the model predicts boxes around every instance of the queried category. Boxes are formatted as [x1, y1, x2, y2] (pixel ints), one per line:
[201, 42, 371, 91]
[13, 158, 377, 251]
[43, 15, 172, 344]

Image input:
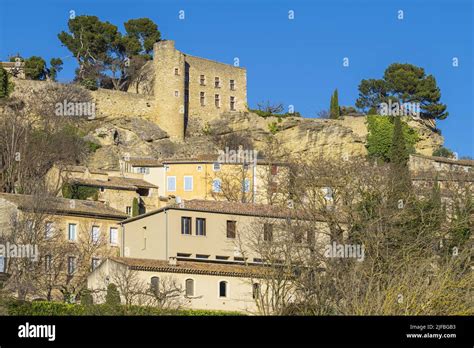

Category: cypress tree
[132, 197, 139, 217]
[329, 93, 334, 118]
[329, 89, 340, 119]
[389, 117, 412, 205]
[333, 89, 340, 119]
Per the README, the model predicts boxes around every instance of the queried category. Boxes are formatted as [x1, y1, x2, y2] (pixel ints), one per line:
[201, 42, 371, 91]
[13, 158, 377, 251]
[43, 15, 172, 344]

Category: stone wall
[185, 54, 247, 122]
[91, 89, 156, 119]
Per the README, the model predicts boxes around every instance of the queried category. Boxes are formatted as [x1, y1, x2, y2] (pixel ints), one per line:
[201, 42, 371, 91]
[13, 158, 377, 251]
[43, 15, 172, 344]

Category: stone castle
[89, 40, 247, 141]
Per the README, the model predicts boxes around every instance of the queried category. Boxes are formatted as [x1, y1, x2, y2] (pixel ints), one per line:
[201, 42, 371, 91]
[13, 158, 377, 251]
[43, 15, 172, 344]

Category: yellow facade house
[120, 155, 290, 204]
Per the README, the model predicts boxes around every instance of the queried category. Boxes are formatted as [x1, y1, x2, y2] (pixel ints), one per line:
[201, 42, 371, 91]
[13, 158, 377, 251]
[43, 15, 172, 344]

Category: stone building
[0, 61, 25, 79]
[152, 40, 247, 140]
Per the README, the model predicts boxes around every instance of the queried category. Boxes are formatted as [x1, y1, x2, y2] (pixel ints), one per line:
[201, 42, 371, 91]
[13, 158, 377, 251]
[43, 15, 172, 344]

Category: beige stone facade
[152, 40, 247, 140]
[87, 258, 261, 312]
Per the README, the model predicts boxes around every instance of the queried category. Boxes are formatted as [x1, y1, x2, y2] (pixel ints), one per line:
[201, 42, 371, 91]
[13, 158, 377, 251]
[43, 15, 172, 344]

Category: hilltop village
[0, 40, 472, 314]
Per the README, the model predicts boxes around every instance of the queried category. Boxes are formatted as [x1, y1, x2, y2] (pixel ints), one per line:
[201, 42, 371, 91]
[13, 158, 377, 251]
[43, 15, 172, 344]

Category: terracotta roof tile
[110, 257, 266, 278]
[0, 193, 127, 220]
[70, 176, 157, 190]
[122, 199, 320, 224]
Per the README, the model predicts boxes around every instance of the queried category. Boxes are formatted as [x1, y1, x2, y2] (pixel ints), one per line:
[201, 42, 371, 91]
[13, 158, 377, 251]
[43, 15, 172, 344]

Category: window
[196, 254, 209, 259]
[200, 75, 205, 86]
[100, 186, 105, 192]
[91, 226, 100, 243]
[0, 256, 5, 273]
[91, 258, 100, 271]
[185, 278, 194, 297]
[126, 206, 132, 216]
[294, 230, 303, 244]
[215, 77, 220, 88]
[219, 281, 228, 298]
[68, 224, 77, 241]
[196, 218, 206, 236]
[150, 276, 159, 295]
[45, 222, 54, 239]
[200, 92, 205, 106]
[174, 90, 179, 97]
[307, 230, 315, 245]
[167, 176, 176, 192]
[110, 227, 118, 245]
[44, 255, 52, 272]
[212, 179, 221, 193]
[226, 220, 236, 239]
[184, 176, 193, 192]
[263, 223, 273, 242]
[181, 217, 192, 235]
[213, 162, 221, 171]
[271, 165, 278, 175]
[67, 256, 76, 275]
[26, 220, 34, 233]
[174, 68, 179, 75]
[230, 96, 236, 111]
[215, 94, 220, 108]
[197, 165, 203, 172]
[242, 178, 250, 193]
[252, 283, 260, 299]
[138, 167, 150, 174]
[230, 79, 235, 90]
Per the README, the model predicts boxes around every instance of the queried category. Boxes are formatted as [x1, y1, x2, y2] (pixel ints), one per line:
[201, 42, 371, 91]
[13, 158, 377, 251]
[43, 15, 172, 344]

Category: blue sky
[1, 0, 472, 156]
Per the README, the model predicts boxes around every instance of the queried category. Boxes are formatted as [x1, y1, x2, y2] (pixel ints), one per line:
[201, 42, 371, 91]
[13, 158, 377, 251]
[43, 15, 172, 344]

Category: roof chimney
[168, 256, 177, 266]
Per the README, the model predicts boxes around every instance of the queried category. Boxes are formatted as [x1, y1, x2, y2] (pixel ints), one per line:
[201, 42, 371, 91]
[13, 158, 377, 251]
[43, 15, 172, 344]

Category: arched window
[219, 281, 228, 298]
[252, 283, 260, 299]
[150, 277, 159, 295]
[185, 278, 194, 297]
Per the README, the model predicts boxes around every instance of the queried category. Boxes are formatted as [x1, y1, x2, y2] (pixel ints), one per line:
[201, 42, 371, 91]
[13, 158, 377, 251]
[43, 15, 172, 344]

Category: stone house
[86, 199, 335, 312]
[0, 193, 127, 295]
[120, 155, 290, 204]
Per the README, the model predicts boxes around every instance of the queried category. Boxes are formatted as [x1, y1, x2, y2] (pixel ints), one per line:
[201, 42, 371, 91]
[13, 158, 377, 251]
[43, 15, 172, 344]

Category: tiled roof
[411, 154, 474, 167]
[0, 193, 127, 220]
[128, 157, 163, 167]
[161, 154, 288, 166]
[65, 165, 108, 175]
[109, 257, 266, 278]
[70, 176, 157, 190]
[122, 199, 317, 224]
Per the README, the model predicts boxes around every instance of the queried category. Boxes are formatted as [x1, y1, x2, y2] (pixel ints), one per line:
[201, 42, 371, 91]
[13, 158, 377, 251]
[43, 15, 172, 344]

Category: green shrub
[105, 284, 121, 306]
[433, 146, 454, 158]
[80, 289, 94, 306]
[0, 67, 13, 98]
[366, 115, 418, 162]
[268, 122, 279, 135]
[62, 183, 99, 200]
[6, 300, 244, 316]
[86, 141, 102, 153]
[80, 78, 98, 91]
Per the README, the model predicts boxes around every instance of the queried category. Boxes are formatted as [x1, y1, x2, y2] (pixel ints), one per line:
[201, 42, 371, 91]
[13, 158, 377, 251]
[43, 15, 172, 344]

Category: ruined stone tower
[153, 40, 247, 140]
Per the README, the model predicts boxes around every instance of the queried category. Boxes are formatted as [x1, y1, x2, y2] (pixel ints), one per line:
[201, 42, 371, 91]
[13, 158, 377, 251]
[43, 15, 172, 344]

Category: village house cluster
[1, 43, 473, 313]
